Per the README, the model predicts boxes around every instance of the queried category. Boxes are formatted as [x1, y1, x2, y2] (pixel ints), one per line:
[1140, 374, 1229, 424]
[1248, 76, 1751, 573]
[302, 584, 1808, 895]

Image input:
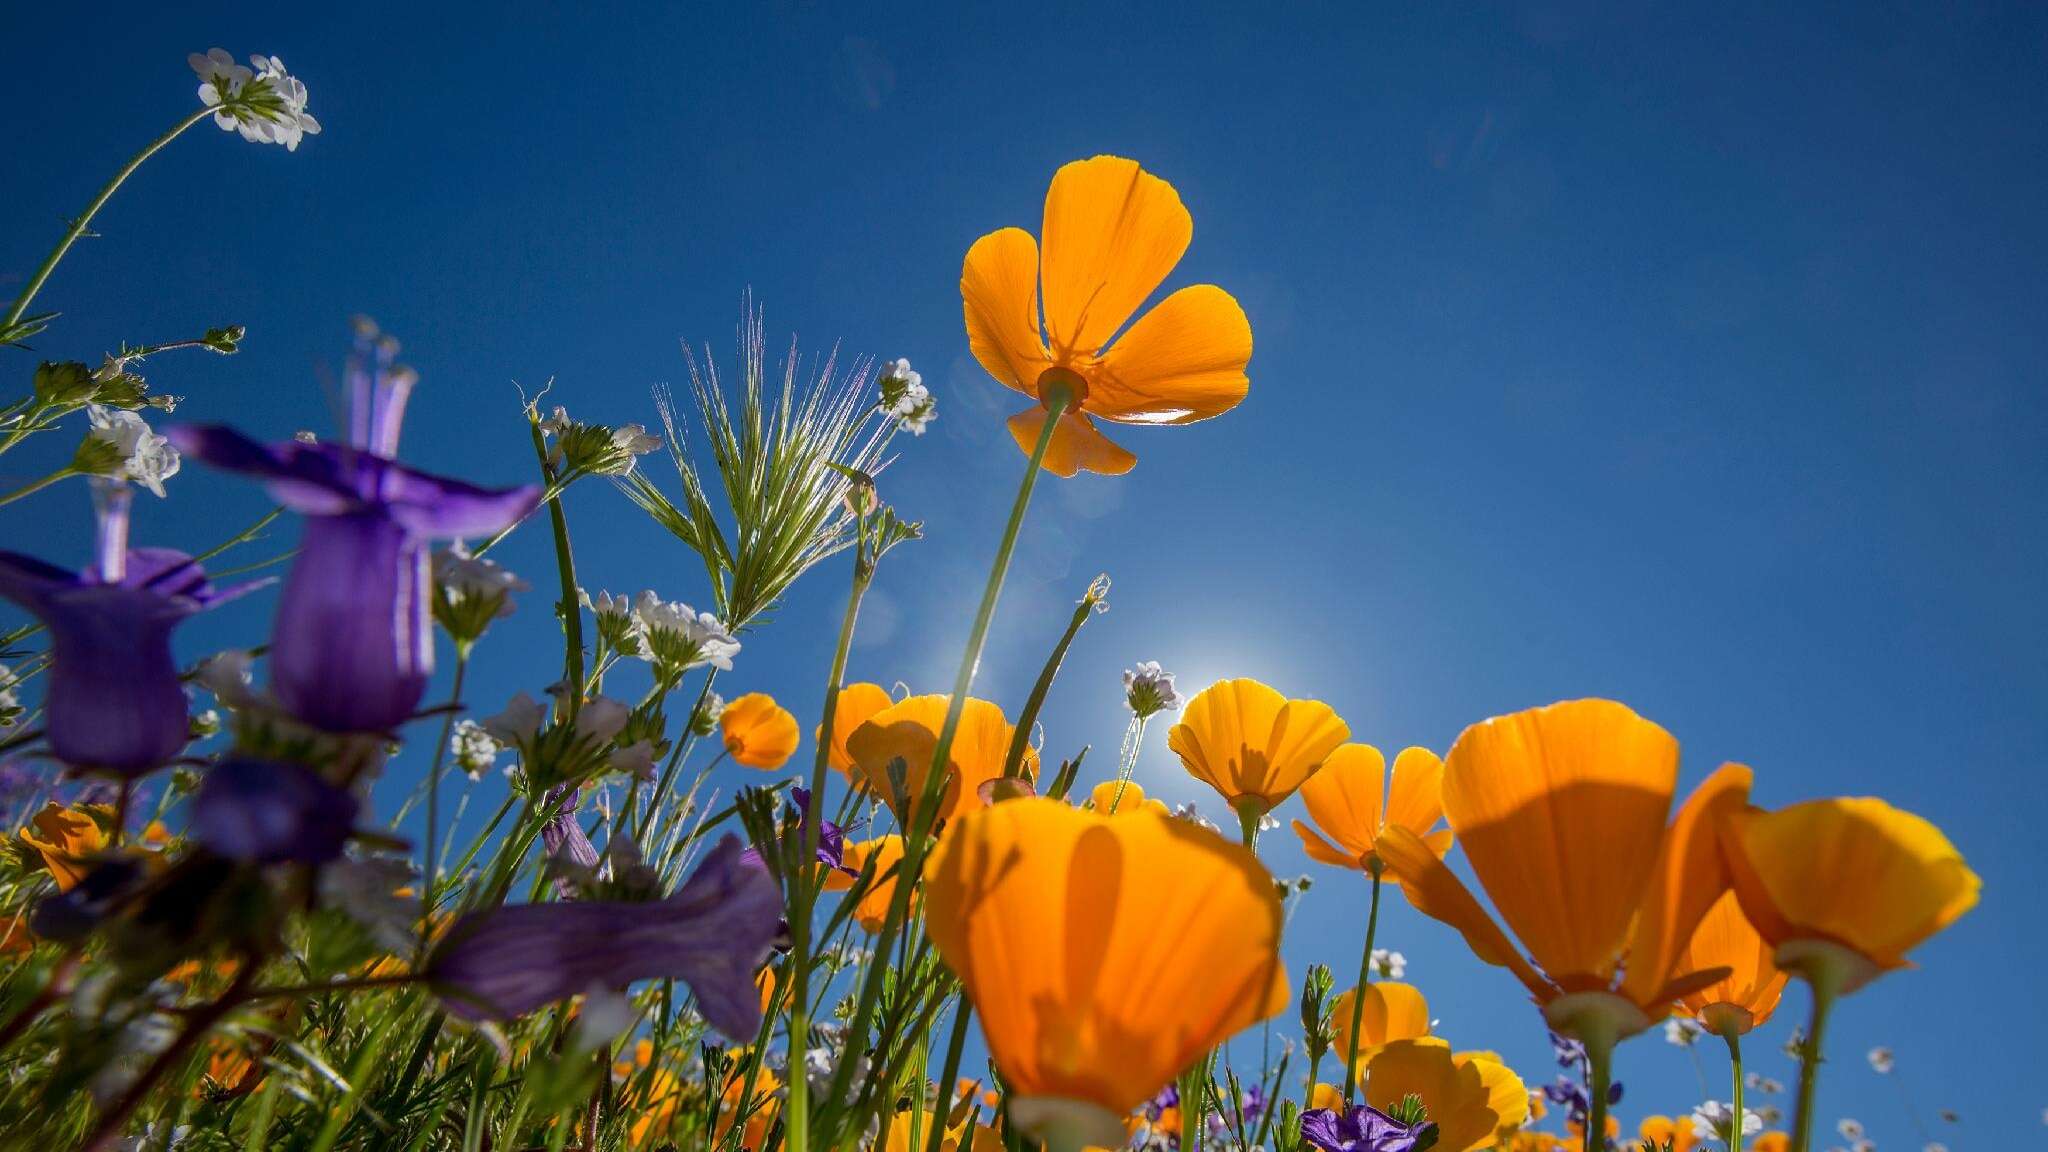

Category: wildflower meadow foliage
[0, 52, 1983, 1152]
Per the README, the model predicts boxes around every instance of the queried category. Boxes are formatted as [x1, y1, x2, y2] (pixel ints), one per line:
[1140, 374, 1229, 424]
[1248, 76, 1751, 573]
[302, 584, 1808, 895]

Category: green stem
[528, 417, 584, 722]
[926, 998, 974, 1152]
[421, 653, 468, 958]
[1728, 1031, 1745, 1152]
[1340, 865, 1384, 1102]
[0, 466, 76, 508]
[5, 105, 219, 331]
[1584, 1039, 1613, 1152]
[1181, 1061, 1206, 1152]
[819, 389, 1071, 1144]
[1001, 574, 1106, 779]
[1789, 981, 1839, 1152]
[632, 669, 720, 841]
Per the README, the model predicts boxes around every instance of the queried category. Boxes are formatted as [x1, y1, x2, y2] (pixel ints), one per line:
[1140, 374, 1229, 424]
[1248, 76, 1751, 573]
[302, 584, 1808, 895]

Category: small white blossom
[1692, 1102, 1763, 1143]
[450, 720, 505, 780]
[1665, 1017, 1705, 1046]
[1122, 661, 1184, 718]
[610, 739, 659, 780]
[1371, 948, 1406, 979]
[878, 358, 936, 435]
[576, 696, 631, 744]
[1171, 802, 1221, 833]
[191, 50, 320, 150]
[632, 592, 740, 675]
[85, 405, 180, 496]
[482, 691, 547, 745]
[1744, 1073, 1784, 1095]
[0, 663, 20, 724]
[610, 422, 661, 463]
[1257, 811, 1280, 832]
[1838, 1120, 1866, 1141]
[435, 545, 529, 612]
[571, 985, 638, 1052]
[195, 649, 257, 707]
[1782, 1027, 1806, 1060]
[190, 49, 252, 129]
[1867, 1047, 1894, 1074]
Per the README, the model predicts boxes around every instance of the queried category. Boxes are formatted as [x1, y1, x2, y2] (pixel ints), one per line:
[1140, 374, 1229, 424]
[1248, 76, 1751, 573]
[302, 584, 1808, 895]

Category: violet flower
[539, 784, 599, 898]
[744, 785, 854, 876]
[0, 483, 261, 777]
[1299, 1105, 1436, 1152]
[167, 324, 540, 733]
[427, 834, 781, 1040]
[191, 758, 359, 864]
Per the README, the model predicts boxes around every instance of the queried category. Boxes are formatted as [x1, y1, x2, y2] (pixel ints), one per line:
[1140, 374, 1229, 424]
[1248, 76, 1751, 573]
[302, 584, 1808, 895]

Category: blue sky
[5, 2, 2045, 1145]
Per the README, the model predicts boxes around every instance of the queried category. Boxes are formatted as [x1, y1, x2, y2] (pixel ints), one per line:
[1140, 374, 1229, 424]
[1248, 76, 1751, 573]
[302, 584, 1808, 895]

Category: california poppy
[1329, 981, 1432, 1068]
[923, 797, 1287, 1148]
[1375, 703, 1750, 1044]
[1453, 1050, 1532, 1147]
[1640, 1115, 1699, 1152]
[847, 695, 1035, 830]
[1087, 778, 1170, 817]
[961, 155, 1252, 477]
[720, 692, 801, 770]
[1293, 745, 1452, 874]
[1359, 1041, 1506, 1152]
[821, 834, 912, 933]
[17, 802, 110, 891]
[1676, 889, 1788, 1035]
[817, 681, 893, 777]
[1167, 678, 1349, 827]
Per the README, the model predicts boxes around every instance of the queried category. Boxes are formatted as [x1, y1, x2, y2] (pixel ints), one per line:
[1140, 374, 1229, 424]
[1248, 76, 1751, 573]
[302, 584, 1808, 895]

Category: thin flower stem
[4, 105, 220, 331]
[631, 669, 719, 841]
[191, 506, 285, 565]
[422, 653, 469, 958]
[528, 419, 585, 721]
[1727, 1031, 1746, 1152]
[1182, 1061, 1206, 1152]
[0, 465, 77, 508]
[787, 519, 872, 1152]
[925, 998, 974, 1152]
[820, 390, 1072, 1141]
[1790, 980, 1839, 1152]
[1584, 1039, 1614, 1152]
[1340, 865, 1384, 1102]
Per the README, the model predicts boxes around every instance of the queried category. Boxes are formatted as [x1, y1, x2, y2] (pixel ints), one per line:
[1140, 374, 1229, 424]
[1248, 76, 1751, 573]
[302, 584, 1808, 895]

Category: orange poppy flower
[1329, 980, 1432, 1067]
[960, 155, 1252, 477]
[1676, 889, 1788, 1034]
[816, 681, 893, 778]
[1359, 1041, 1509, 1152]
[1751, 1133, 1791, 1152]
[1640, 1115, 1700, 1152]
[1293, 744, 1452, 873]
[17, 802, 110, 891]
[1166, 678, 1349, 820]
[1374, 701, 1752, 1043]
[1086, 778, 1170, 817]
[720, 692, 801, 770]
[1720, 796, 1979, 994]
[923, 797, 1288, 1147]
[847, 695, 1035, 830]
[1454, 1050, 1532, 1145]
[822, 834, 914, 933]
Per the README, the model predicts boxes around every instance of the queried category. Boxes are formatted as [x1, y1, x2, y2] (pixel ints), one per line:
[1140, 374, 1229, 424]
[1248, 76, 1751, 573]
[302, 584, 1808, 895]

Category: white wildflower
[434, 545, 528, 612]
[1867, 1047, 1894, 1074]
[610, 422, 661, 463]
[571, 986, 638, 1052]
[575, 696, 631, 744]
[85, 405, 180, 496]
[1122, 661, 1184, 718]
[610, 739, 659, 780]
[878, 358, 936, 435]
[1744, 1073, 1785, 1094]
[1371, 949, 1406, 979]
[194, 649, 257, 707]
[1838, 1120, 1865, 1141]
[632, 592, 740, 677]
[1171, 802, 1220, 834]
[0, 663, 19, 724]
[190, 48, 252, 129]
[1692, 1102, 1762, 1142]
[450, 719, 504, 780]
[482, 691, 547, 745]
[1666, 1017, 1705, 1046]
[1258, 811, 1280, 832]
[191, 49, 319, 150]
[1782, 1027, 1806, 1060]
[539, 406, 574, 437]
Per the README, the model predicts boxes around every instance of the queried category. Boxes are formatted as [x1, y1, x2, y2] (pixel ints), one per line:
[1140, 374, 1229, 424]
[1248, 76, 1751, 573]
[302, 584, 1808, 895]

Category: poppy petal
[962, 227, 1051, 395]
[1619, 762, 1751, 1008]
[1375, 826, 1551, 1001]
[1092, 285, 1252, 425]
[1039, 156, 1191, 360]
[1006, 408, 1136, 477]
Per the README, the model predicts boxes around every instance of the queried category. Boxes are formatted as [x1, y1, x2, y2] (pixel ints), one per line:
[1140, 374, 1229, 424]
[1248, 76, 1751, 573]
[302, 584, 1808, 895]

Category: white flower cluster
[632, 591, 741, 677]
[481, 691, 656, 782]
[449, 719, 504, 780]
[85, 405, 180, 497]
[190, 49, 321, 151]
[434, 545, 530, 616]
[1664, 1016, 1704, 1046]
[879, 358, 936, 436]
[1122, 660, 1184, 718]
[1370, 948, 1406, 979]
[539, 406, 661, 476]
[1691, 1101, 1763, 1143]
[1867, 1046, 1894, 1073]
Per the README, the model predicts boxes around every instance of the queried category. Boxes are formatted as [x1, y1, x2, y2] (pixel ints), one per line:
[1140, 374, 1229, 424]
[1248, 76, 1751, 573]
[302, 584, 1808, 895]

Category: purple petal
[270, 513, 432, 732]
[4, 577, 195, 778]
[1300, 1109, 1351, 1152]
[164, 425, 367, 514]
[373, 464, 541, 538]
[429, 835, 782, 1040]
[0, 550, 78, 608]
[191, 758, 360, 864]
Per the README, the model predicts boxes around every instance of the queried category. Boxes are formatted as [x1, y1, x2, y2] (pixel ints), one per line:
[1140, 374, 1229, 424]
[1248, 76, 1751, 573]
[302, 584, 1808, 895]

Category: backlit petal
[1291, 819, 1364, 870]
[1384, 747, 1448, 841]
[1166, 678, 1349, 809]
[1006, 408, 1136, 477]
[1619, 762, 1751, 1008]
[1442, 699, 1677, 988]
[1361, 1041, 1501, 1152]
[1331, 980, 1431, 1065]
[847, 695, 1034, 829]
[1039, 156, 1191, 360]
[819, 682, 894, 778]
[1296, 743, 1387, 863]
[1375, 826, 1551, 1001]
[1091, 285, 1251, 425]
[719, 693, 801, 770]
[1676, 889, 1787, 1030]
[962, 227, 1051, 395]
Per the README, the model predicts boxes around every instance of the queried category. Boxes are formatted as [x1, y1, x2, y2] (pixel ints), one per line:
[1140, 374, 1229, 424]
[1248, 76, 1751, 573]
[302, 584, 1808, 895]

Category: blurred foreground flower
[169, 321, 541, 732]
[922, 797, 1287, 1149]
[961, 155, 1252, 476]
[428, 835, 780, 1040]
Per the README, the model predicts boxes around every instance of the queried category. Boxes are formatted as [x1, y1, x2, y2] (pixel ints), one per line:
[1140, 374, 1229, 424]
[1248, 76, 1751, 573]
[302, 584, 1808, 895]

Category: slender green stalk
[1727, 1032, 1746, 1152]
[4, 105, 220, 331]
[819, 389, 1071, 1143]
[1790, 981, 1839, 1152]
[421, 654, 467, 958]
[1340, 865, 1384, 1102]
[1584, 1040, 1613, 1152]
[0, 466, 76, 508]
[925, 998, 974, 1152]
[528, 418, 584, 721]
[1181, 1061, 1206, 1152]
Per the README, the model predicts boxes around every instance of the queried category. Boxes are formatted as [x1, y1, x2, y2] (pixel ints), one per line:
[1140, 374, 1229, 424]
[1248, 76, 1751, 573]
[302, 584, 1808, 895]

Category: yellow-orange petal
[1722, 796, 1979, 974]
[1443, 699, 1678, 989]
[962, 227, 1052, 395]
[1330, 980, 1431, 1066]
[1165, 678, 1350, 811]
[1296, 743, 1388, 864]
[818, 681, 894, 778]
[824, 835, 911, 932]
[1360, 1040, 1501, 1152]
[1006, 408, 1137, 478]
[1090, 285, 1251, 425]
[1676, 888, 1788, 1031]
[1454, 1050, 1531, 1141]
[1038, 156, 1191, 361]
[1291, 819, 1363, 870]
[923, 798, 1287, 1117]
[1620, 762, 1753, 1009]
[719, 692, 801, 770]
[1375, 825, 1552, 1001]
[1640, 1115, 1699, 1152]
[1752, 1133, 1790, 1152]
[847, 695, 1035, 829]
[1087, 779, 1169, 817]
[1384, 747, 1448, 841]
[18, 802, 109, 892]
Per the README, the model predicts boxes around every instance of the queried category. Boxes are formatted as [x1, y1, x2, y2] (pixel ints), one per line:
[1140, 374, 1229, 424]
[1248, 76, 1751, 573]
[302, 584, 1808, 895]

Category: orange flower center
[1035, 365, 1088, 410]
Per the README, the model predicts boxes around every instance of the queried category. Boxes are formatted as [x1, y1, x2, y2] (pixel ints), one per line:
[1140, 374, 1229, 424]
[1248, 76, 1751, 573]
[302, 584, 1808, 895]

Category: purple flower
[744, 785, 854, 877]
[168, 325, 539, 733]
[191, 758, 359, 864]
[539, 784, 599, 898]
[427, 834, 782, 1040]
[0, 485, 261, 777]
[1299, 1106, 1436, 1152]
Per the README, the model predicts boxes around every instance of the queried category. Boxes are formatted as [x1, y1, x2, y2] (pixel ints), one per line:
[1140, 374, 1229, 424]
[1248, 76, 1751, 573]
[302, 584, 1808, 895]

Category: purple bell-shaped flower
[0, 482, 262, 777]
[168, 322, 540, 733]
